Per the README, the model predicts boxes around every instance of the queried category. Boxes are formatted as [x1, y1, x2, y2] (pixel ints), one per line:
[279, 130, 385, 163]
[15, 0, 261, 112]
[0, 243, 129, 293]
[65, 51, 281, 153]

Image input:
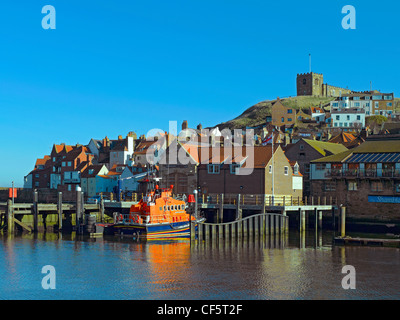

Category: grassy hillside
[215, 96, 336, 130]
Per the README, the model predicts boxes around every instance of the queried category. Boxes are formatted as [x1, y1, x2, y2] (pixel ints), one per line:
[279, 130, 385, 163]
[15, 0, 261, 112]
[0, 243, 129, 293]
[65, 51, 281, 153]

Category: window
[365, 96, 370, 100]
[208, 164, 220, 174]
[353, 96, 360, 100]
[303, 78, 306, 84]
[67, 162, 72, 167]
[346, 115, 350, 120]
[269, 165, 272, 173]
[53, 157, 56, 161]
[293, 165, 299, 175]
[375, 102, 379, 108]
[356, 115, 361, 120]
[336, 115, 340, 120]
[68, 185, 71, 191]
[354, 102, 360, 107]
[373, 95, 382, 100]
[334, 123, 338, 127]
[316, 164, 326, 170]
[339, 122, 343, 127]
[281, 117, 285, 123]
[344, 122, 348, 127]
[366, 111, 370, 115]
[287, 109, 293, 114]
[284, 166, 289, 175]
[35, 174, 39, 178]
[35, 182, 39, 187]
[387, 102, 392, 107]
[324, 181, 336, 191]
[287, 118, 292, 122]
[62, 162, 66, 167]
[384, 95, 392, 100]
[371, 182, 383, 192]
[230, 164, 241, 174]
[53, 166, 56, 172]
[348, 181, 357, 191]
[89, 169, 94, 174]
[395, 184, 400, 193]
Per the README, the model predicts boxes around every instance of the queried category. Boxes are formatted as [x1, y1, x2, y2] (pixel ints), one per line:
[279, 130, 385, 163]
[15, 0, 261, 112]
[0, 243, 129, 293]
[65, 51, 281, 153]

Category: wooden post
[270, 214, 275, 234]
[212, 225, 217, 241]
[318, 211, 323, 230]
[243, 218, 248, 239]
[76, 190, 82, 233]
[263, 194, 267, 214]
[57, 192, 63, 231]
[332, 206, 336, 236]
[33, 191, 38, 233]
[224, 223, 229, 240]
[205, 224, 210, 241]
[100, 199, 105, 223]
[265, 214, 269, 236]
[300, 210, 305, 232]
[314, 208, 318, 231]
[340, 207, 346, 237]
[324, 196, 327, 205]
[219, 193, 224, 223]
[236, 194, 242, 220]
[275, 215, 280, 235]
[198, 223, 203, 241]
[305, 196, 308, 205]
[7, 199, 14, 234]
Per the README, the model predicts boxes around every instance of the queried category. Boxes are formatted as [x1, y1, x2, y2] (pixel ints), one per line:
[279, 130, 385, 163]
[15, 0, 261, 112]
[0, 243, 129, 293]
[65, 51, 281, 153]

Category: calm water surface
[1, 231, 399, 300]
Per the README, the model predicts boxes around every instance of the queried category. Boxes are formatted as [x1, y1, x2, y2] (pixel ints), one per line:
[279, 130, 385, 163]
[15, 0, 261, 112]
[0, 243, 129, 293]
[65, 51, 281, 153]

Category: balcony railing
[326, 169, 400, 178]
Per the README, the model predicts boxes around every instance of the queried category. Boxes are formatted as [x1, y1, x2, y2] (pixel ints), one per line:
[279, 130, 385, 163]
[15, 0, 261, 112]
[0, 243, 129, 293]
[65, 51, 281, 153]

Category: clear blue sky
[0, 0, 399, 187]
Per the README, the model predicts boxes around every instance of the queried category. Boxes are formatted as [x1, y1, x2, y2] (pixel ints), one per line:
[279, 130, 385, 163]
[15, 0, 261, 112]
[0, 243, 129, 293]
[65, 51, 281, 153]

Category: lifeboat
[104, 185, 204, 239]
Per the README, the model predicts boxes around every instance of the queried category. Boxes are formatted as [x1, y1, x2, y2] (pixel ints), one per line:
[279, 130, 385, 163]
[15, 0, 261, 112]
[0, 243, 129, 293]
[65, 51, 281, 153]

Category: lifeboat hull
[105, 221, 198, 239]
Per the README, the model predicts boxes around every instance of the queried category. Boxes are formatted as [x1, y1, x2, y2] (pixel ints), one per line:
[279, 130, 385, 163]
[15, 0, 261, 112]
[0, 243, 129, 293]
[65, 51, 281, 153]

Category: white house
[331, 108, 366, 130]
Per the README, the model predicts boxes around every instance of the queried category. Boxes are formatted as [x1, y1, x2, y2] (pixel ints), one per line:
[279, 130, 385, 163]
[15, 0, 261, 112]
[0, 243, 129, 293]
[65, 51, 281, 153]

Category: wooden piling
[236, 194, 242, 220]
[219, 193, 224, 223]
[33, 191, 38, 232]
[7, 199, 14, 234]
[340, 207, 346, 237]
[76, 190, 83, 232]
[300, 210, 306, 232]
[275, 215, 280, 235]
[57, 192, 63, 231]
[318, 211, 323, 230]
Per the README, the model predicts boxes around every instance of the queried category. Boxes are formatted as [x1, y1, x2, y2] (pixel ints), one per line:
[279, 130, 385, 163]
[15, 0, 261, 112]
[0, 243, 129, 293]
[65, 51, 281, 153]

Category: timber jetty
[0, 190, 339, 237]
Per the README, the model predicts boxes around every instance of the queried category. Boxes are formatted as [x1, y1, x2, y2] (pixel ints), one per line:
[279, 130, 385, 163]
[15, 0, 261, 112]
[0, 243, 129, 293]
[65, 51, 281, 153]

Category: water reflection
[0, 231, 399, 299]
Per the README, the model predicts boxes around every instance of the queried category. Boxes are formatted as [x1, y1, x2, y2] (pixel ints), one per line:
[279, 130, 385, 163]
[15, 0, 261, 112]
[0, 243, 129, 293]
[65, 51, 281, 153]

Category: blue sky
[0, 0, 399, 186]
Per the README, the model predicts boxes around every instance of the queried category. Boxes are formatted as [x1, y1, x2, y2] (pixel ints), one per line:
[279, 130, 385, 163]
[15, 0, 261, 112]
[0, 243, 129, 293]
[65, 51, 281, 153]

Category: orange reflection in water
[144, 240, 192, 290]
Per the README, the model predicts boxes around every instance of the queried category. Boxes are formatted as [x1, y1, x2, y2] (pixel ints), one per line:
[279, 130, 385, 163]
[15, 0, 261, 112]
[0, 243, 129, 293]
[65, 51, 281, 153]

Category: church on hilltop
[296, 72, 352, 97]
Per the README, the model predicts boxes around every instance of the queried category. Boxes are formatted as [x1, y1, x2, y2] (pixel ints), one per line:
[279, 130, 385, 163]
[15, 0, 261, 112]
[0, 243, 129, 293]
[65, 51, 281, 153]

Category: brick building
[285, 138, 348, 196]
[271, 98, 296, 127]
[309, 135, 400, 220]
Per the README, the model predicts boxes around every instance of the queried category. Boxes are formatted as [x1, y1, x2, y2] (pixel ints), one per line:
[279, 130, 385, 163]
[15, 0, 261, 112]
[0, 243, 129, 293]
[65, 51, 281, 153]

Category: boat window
[174, 205, 177, 211]
[163, 206, 166, 211]
[159, 207, 162, 211]
[166, 206, 169, 211]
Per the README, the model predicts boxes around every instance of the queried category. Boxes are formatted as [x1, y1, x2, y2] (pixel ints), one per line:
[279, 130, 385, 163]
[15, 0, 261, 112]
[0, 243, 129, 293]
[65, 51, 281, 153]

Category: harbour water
[1, 231, 399, 300]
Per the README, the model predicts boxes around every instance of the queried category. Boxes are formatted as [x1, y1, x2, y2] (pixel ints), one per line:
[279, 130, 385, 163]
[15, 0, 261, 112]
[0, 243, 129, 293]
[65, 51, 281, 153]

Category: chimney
[118, 135, 123, 140]
[197, 123, 203, 130]
[182, 120, 188, 131]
